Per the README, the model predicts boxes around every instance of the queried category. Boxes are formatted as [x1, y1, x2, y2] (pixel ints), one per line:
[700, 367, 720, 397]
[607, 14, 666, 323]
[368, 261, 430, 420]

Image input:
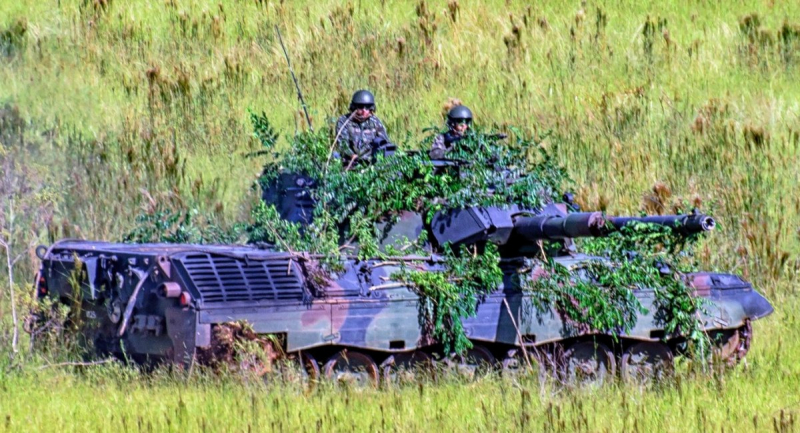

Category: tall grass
[0, 1, 797, 280]
[1, 0, 799, 430]
[2, 293, 799, 432]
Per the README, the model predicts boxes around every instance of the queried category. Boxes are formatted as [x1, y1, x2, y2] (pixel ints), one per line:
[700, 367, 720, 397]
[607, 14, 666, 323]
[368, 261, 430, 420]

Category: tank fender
[688, 273, 774, 322]
[165, 307, 209, 368]
[735, 289, 774, 320]
[709, 290, 774, 325]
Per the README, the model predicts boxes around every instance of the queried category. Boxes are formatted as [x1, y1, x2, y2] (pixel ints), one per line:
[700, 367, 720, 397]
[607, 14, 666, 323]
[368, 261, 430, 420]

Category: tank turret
[262, 157, 715, 257]
[429, 203, 715, 252]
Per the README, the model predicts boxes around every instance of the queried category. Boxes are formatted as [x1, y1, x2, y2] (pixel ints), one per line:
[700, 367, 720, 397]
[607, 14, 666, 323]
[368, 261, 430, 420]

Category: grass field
[1, 0, 799, 431]
[0, 294, 799, 432]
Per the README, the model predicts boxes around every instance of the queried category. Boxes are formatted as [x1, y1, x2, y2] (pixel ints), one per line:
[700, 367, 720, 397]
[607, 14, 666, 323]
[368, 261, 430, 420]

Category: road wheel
[454, 344, 496, 380]
[563, 340, 615, 386]
[620, 342, 673, 384]
[281, 351, 320, 385]
[324, 349, 379, 388]
[381, 351, 434, 386]
[501, 348, 546, 383]
[710, 322, 751, 367]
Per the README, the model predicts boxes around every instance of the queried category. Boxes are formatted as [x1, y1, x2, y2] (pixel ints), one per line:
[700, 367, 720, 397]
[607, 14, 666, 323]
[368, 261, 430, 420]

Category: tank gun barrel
[513, 212, 607, 241]
[513, 212, 715, 241]
[607, 213, 715, 236]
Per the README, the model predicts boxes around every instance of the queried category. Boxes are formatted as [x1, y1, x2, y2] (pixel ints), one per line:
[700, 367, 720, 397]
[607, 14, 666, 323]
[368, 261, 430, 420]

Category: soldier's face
[454, 122, 469, 135]
[353, 106, 372, 121]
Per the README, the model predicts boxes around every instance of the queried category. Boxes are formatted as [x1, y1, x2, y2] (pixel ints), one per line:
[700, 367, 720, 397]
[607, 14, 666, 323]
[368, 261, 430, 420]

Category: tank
[32, 156, 773, 386]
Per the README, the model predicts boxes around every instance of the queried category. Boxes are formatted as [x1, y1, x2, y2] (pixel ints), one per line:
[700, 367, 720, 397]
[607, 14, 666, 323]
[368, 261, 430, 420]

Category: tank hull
[37, 240, 773, 376]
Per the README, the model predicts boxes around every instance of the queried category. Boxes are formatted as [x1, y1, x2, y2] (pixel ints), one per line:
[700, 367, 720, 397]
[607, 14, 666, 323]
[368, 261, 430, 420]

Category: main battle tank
[34, 156, 774, 386]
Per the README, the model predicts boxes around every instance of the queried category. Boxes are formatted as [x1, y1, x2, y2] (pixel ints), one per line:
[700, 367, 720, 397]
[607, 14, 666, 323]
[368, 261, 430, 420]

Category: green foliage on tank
[527, 222, 710, 353]
[124, 112, 715, 356]
[242, 112, 712, 355]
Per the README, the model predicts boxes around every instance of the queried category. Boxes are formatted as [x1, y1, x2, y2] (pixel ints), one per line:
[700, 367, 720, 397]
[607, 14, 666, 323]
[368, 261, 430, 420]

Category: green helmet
[349, 90, 376, 111]
[447, 105, 473, 126]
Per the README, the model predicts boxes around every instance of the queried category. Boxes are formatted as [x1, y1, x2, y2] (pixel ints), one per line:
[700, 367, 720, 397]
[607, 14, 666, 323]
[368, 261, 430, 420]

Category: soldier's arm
[373, 116, 390, 143]
[429, 134, 446, 159]
[335, 116, 350, 144]
[334, 116, 355, 159]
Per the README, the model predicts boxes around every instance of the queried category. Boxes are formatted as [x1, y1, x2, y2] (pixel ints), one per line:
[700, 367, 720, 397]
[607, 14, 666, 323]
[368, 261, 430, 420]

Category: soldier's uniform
[429, 131, 465, 159]
[334, 114, 391, 162]
[429, 104, 473, 159]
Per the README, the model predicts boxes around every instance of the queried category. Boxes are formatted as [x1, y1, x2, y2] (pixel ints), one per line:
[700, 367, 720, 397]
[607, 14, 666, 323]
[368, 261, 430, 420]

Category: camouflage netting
[127, 114, 710, 355]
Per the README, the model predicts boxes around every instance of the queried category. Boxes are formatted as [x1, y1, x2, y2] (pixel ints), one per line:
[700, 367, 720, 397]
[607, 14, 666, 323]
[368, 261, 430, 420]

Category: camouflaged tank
[33, 161, 774, 386]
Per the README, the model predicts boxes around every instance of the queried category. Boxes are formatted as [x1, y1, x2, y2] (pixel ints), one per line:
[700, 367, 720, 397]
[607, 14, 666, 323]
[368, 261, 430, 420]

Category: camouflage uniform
[334, 114, 391, 162]
[429, 131, 464, 159]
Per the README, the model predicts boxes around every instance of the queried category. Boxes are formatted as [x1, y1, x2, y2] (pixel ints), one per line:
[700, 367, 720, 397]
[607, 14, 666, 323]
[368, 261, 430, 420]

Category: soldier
[429, 105, 473, 159]
[334, 90, 392, 165]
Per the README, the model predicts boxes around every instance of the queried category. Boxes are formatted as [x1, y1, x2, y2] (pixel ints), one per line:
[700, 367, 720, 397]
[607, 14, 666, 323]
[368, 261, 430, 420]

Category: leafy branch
[526, 222, 710, 357]
[393, 244, 503, 354]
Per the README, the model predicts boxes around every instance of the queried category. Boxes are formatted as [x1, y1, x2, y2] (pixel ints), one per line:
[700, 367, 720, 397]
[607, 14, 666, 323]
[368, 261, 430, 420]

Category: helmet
[447, 105, 473, 126]
[349, 90, 376, 111]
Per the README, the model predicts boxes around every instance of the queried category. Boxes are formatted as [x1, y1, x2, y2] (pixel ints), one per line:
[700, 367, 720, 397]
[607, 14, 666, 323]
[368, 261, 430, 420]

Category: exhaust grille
[176, 253, 305, 304]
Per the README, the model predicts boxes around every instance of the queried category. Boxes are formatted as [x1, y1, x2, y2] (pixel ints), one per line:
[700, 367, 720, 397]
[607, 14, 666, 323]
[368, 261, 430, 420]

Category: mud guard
[165, 307, 210, 368]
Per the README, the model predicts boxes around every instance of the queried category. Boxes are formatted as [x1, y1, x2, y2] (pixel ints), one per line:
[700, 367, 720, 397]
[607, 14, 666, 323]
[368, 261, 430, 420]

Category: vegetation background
[1, 0, 799, 431]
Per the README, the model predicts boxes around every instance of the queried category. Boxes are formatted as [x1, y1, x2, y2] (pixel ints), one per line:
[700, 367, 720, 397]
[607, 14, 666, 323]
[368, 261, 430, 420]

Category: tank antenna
[275, 25, 314, 132]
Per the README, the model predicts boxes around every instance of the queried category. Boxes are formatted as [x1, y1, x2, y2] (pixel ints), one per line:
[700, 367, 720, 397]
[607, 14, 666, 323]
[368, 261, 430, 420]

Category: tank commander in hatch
[334, 89, 393, 166]
[429, 104, 473, 159]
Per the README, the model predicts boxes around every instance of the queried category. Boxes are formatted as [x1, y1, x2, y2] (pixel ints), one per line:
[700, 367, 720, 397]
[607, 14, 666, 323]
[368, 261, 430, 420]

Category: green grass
[1, 293, 799, 432]
[1, 0, 800, 431]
